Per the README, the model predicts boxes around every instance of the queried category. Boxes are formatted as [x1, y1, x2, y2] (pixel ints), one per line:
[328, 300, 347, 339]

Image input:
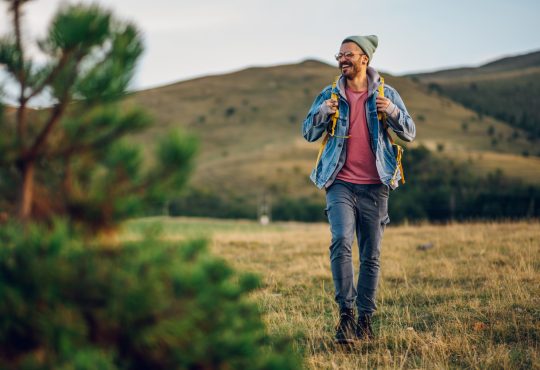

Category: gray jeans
[325, 180, 390, 315]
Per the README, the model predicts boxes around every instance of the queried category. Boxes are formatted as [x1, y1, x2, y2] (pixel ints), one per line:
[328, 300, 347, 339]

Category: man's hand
[320, 98, 338, 116]
[376, 96, 398, 116]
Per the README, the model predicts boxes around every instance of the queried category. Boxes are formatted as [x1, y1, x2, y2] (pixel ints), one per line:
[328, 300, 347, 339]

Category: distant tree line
[428, 76, 540, 142]
[390, 146, 539, 222]
[169, 146, 540, 223]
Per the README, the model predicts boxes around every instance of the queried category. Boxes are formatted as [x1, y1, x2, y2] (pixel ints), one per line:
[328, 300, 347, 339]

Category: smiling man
[302, 35, 416, 344]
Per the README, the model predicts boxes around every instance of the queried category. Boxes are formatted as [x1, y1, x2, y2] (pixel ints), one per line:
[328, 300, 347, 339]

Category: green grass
[123, 216, 288, 240]
[123, 217, 540, 369]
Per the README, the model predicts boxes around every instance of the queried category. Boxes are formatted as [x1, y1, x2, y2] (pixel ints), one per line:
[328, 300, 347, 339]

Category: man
[302, 35, 416, 343]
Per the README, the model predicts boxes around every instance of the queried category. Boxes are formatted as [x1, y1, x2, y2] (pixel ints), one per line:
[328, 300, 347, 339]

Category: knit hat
[342, 35, 378, 63]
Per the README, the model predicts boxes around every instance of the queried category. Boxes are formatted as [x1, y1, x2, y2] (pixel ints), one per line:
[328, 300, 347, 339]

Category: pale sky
[1, 0, 539, 91]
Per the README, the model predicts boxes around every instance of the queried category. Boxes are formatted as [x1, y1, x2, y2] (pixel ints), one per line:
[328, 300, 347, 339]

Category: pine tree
[0, 0, 196, 229]
[0, 220, 302, 369]
[0, 3, 302, 369]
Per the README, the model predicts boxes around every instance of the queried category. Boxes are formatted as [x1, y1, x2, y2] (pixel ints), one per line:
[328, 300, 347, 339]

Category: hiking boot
[356, 314, 374, 340]
[335, 308, 357, 344]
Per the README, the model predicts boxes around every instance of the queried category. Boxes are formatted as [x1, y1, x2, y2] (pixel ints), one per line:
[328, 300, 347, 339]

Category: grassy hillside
[411, 50, 540, 79]
[410, 51, 540, 141]
[124, 217, 540, 369]
[125, 59, 538, 213]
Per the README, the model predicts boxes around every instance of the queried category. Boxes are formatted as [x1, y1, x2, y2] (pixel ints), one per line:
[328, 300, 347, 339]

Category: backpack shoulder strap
[315, 75, 344, 166]
[377, 77, 394, 144]
[329, 75, 340, 136]
[378, 77, 406, 185]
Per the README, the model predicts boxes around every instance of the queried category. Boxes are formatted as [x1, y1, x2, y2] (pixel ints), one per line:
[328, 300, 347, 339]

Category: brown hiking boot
[335, 308, 357, 344]
[356, 314, 374, 340]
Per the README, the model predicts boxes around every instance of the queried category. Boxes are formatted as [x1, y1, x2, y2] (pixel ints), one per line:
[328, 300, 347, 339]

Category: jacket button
[338, 143, 342, 147]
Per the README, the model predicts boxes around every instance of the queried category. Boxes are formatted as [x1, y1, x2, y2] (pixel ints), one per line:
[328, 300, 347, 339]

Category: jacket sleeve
[384, 85, 416, 142]
[302, 87, 332, 142]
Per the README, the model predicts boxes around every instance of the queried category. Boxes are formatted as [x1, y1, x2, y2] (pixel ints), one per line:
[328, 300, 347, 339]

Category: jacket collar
[336, 66, 381, 99]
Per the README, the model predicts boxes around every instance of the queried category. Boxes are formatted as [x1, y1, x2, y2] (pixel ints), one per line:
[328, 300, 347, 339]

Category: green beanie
[342, 35, 378, 63]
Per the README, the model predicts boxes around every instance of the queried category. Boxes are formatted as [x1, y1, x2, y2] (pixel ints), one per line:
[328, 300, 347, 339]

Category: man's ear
[361, 55, 369, 65]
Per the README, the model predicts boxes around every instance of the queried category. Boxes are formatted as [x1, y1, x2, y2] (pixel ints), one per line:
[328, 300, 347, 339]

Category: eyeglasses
[334, 52, 365, 61]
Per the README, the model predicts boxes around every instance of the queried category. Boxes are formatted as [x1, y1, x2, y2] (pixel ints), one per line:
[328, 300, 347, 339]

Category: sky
[1, 0, 539, 92]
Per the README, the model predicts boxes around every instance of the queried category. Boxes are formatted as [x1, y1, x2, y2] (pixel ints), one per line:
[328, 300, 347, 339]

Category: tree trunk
[20, 161, 34, 220]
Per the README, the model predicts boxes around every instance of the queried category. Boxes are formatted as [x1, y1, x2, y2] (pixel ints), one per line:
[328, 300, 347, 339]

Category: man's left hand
[376, 96, 398, 115]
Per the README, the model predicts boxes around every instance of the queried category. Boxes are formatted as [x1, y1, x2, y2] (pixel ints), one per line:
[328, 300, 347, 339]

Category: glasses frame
[334, 52, 365, 61]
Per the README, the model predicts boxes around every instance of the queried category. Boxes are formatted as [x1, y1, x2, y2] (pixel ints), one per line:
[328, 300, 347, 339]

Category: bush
[0, 220, 301, 370]
[168, 188, 255, 219]
[272, 197, 326, 222]
[389, 145, 540, 223]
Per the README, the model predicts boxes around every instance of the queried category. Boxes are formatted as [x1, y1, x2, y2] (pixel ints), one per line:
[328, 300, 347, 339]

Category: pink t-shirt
[336, 87, 381, 184]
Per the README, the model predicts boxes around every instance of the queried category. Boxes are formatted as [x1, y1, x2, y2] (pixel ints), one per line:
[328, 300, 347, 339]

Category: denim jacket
[302, 67, 416, 190]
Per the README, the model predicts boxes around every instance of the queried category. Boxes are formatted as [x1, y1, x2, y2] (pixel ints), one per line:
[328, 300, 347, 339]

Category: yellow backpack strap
[315, 133, 329, 166]
[378, 77, 405, 185]
[315, 75, 342, 167]
[329, 76, 340, 136]
[377, 77, 386, 123]
[393, 145, 405, 184]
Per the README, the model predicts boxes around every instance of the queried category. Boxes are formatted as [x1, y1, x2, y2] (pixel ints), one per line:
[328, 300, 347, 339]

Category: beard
[339, 61, 359, 79]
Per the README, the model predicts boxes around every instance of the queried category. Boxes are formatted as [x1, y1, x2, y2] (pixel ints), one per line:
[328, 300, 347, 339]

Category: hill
[411, 50, 540, 79]
[125, 59, 539, 217]
[409, 50, 540, 140]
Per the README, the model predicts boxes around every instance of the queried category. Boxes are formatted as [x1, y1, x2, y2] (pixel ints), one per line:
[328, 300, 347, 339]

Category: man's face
[338, 42, 368, 78]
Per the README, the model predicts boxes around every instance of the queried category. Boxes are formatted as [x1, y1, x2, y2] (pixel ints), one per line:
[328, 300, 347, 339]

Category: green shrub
[168, 188, 255, 220]
[390, 145, 540, 223]
[272, 197, 326, 222]
[225, 107, 236, 117]
[0, 220, 301, 370]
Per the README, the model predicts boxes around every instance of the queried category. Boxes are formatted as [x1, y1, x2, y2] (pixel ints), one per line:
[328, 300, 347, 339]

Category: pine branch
[23, 100, 68, 160]
[26, 51, 72, 101]
[47, 128, 129, 160]
[10, 0, 25, 85]
[10, 0, 28, 144]
[24, 51, 84, 160]
[16, 103, 27, 145]
[46, 111, 148, 160]
[62, 152, 74, 198]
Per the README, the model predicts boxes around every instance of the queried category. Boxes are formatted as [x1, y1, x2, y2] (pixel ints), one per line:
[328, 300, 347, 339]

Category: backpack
[315, 76, 405, 186]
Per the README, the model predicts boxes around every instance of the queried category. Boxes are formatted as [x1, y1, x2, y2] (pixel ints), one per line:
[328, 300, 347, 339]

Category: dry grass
[125, 217, 540, 369]
[450, 151, 540, 184]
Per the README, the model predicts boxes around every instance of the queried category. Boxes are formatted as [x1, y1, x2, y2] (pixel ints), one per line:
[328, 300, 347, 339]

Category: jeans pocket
[380, 184, 390, 198]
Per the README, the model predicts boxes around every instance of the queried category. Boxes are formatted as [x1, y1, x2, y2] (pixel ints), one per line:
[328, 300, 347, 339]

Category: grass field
[124, 217, 540, 369]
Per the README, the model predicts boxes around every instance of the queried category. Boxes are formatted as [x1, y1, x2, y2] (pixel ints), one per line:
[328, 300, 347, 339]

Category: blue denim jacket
[302, 67, 416, 190]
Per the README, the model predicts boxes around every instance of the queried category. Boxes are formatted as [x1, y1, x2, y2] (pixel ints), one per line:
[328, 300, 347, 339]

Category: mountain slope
[411, 50, 540, 79]
[124, 60, 539, 211]
[409, 50, 540, 140]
